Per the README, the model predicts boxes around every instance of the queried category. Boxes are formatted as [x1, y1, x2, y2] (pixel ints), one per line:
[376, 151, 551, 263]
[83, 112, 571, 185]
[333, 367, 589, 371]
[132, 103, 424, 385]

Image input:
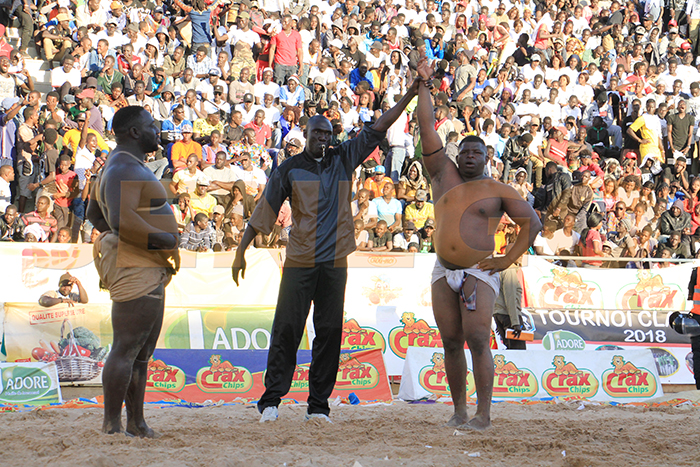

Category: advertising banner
[519, 256, 696, 384]
[399, 347, 663, 403]
[0, 362, 62, 405]
[4, 303, 112, 384]
[143, 348, 392, 404]
[0, 244, 697, 384]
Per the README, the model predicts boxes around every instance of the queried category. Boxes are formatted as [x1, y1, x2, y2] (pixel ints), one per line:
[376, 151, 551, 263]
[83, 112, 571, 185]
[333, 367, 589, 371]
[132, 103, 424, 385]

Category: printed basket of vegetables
[51, 319, 107, 382]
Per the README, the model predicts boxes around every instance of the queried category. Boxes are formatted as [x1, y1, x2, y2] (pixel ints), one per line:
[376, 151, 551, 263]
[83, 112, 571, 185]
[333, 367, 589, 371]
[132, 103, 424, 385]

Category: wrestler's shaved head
[112, 106, 159, 153]
[113, 106, 149, 139]
[459, 135, 487, 150]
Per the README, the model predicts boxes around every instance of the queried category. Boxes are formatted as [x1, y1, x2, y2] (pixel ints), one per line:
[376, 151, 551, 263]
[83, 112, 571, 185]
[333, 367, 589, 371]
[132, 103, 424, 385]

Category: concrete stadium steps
[8, 27, 53, 94]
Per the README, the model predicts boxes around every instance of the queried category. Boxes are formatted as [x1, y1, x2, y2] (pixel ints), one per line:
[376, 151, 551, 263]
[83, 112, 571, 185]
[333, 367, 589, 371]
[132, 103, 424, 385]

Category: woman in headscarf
[396, 161, 427, 204]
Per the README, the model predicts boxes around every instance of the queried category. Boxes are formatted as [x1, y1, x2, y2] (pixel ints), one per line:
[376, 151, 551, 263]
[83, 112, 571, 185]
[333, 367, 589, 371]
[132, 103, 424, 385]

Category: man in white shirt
[231, 152, 267, 202]
[261, 93, 281, 127]
[95, 19, 127, 51]
[0, 165, 13, 213]
[386, 109, 409, 181]
[515, 89, 540, 124]
[236, 93, 263, 125]
[203, 151, 239, 205]
[308, 57, 337, 91]
[533, 221, 557, 255]
[76, 0, 107, 33]
[548, 214, 581, 254]
[51, 56, 82, 91]
[197, 68, 226, 101]
[521, 54, 545, 83]
[253, 68, 281, 104]
[539, 88, 563, 126]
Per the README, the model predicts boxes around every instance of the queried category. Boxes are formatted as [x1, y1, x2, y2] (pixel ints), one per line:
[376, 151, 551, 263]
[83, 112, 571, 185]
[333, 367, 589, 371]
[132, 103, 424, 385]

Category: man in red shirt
[578, 150, 604, 189]
[52, 155, 78, 231]
[244, 109, 273, 148]
[269, 15, 303, 85]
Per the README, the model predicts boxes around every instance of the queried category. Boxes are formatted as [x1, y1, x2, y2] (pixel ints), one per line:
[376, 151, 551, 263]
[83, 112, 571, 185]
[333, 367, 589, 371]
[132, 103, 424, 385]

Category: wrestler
[232, 78, 422, 423]
[416, 59, 541, 430]
[87, 106, 180, 437]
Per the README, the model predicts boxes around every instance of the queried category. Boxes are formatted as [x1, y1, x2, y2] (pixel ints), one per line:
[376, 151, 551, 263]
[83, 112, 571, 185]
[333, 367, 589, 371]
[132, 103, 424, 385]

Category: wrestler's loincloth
[93, 232, 172, 303]
[431, 258, 500, 311]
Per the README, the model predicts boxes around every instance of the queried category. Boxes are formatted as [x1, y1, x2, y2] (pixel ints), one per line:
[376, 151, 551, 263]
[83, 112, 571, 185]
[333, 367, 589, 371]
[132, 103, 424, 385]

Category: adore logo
[602, 355, 657, 398]
[388, 312, 442, 359]
[335, 354, 380, 389]
[617, 271, 684, 310]
[146, 358, 186, 393]
[492, 354, 538, 398]
[289, 363, 310, 392]
[542, 355, 599, 397]
[195, 354, 253, 392]
[0, 366, 53, 402]
[418, 352, 476, 397]
[537, 268, 602, 309]
[542, 330, 586, 351]
[341, 318, 387, 352]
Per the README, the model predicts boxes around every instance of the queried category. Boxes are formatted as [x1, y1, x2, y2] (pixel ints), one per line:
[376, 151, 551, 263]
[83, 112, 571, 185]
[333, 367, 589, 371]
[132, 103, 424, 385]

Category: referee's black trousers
[258, 258, 348, 415]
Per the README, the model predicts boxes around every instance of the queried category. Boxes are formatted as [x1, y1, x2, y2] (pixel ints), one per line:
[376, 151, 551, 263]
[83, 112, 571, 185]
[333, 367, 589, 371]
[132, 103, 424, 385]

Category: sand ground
[3, 394, 700, 467]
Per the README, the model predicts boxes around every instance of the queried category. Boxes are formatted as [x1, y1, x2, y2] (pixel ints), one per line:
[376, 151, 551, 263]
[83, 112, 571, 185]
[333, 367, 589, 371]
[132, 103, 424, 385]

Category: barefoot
[459, 415, 492, 431]
[126, 420, 161, 438]
[103, 420, 123, 435]
[445, 412, 469, 427]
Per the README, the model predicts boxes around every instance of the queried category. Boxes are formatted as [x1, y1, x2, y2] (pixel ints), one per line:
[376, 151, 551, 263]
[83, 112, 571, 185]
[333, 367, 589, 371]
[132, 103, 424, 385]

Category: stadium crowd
[0, 0, 698, 268]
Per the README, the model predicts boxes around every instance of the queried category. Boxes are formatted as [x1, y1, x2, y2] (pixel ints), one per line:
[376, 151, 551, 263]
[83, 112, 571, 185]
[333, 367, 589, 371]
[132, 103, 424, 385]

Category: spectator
[180, 212, 216, 251]
[372, 182, 402, 233]
[548, 214, 581, 255]
[170, 154, 204, 195]
[658, 230, 691, 259]
[171, 124, 202, 171]
[404, 189, 435, 230]
[396, 161, 428, 204]
[353, 219, 370, 251]
[393, 221, 420, 251]
[269, 15, 303, 85]
[231, 152, 266, 202]
[581, 212, 605, 267]
[39, 273, 89, 307]
[419, 218, 436, 253]
[368, 220, 393, 251]
[22, 196, 57, 242]
[189, 176, 218, 217]
[172, 192, 194, 233]
[658, 199, 692, 239]
[352, 188, 378, 232]
[533, 221, 557, 255]
[363, 165, 393, 199]
[0, 205, 25, 241]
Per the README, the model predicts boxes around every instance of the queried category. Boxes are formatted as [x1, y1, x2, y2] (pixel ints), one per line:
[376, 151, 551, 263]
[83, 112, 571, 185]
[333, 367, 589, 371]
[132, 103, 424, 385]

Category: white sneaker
[259, 406, 279, 422]
[304, 412, 333, 423]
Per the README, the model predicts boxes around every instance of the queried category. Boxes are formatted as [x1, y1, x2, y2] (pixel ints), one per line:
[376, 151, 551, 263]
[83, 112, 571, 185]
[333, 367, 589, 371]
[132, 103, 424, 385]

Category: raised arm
[78, 110, 90, 149]
[415, 58, 453, 181]
[370, 76, 419, 132]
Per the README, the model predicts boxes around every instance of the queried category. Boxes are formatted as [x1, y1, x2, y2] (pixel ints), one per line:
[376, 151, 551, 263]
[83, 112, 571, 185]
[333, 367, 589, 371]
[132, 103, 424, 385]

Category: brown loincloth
[93, 232, 172, 303]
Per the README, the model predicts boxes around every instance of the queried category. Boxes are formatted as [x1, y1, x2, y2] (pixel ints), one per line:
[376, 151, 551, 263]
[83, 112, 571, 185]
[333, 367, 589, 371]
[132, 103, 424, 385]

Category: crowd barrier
[0, 243, 695, 386]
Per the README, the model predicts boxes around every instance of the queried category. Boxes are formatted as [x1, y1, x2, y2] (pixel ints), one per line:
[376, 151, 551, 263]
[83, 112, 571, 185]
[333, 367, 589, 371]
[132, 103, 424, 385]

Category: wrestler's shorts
[431, 258, 501, 310]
